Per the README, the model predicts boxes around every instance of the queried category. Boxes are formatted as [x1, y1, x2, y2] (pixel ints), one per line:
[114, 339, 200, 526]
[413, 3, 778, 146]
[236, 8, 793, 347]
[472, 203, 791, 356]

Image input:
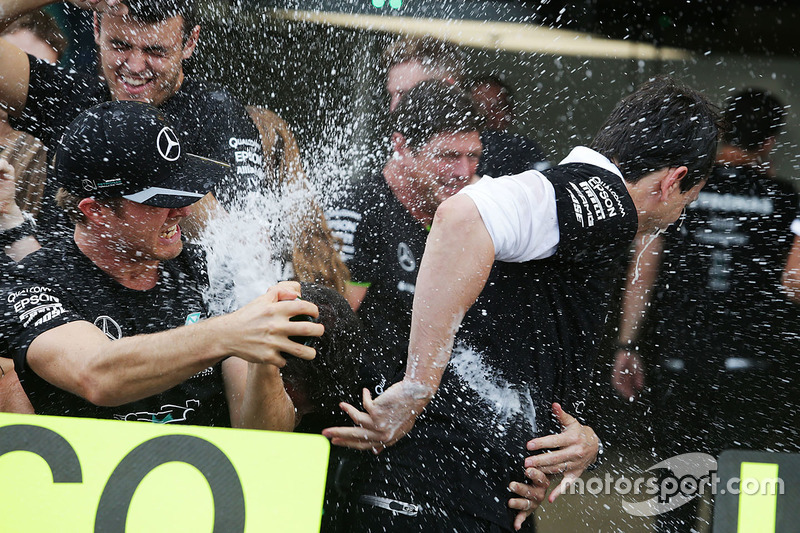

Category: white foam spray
[448, 344, 537, 435]
[196, 183, 316, 315]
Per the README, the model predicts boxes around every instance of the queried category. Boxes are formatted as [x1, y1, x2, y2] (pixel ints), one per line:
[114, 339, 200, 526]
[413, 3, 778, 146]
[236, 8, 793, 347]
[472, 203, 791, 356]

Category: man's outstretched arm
[25, 284, 322, 407]
[323, 194, 494, 450]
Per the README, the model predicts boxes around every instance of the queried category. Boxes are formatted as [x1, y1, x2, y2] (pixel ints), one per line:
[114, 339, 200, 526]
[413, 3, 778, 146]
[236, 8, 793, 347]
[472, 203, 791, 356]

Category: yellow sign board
[0, 413, 330, 533]
[737, 462, 780, 533]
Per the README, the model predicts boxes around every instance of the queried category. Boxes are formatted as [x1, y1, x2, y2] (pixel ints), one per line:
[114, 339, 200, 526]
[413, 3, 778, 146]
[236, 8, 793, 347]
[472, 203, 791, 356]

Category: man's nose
[453, 156, 474, 177]
[170, 205, 192, 218]
[124, 50, 147, 73]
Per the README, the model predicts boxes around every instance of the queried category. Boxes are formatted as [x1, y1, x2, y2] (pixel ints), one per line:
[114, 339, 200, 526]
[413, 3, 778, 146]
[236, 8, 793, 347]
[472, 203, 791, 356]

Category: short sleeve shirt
[0, 239, 230, 426]
[325, 173, 427, 383]
[367, 148, 638, 528]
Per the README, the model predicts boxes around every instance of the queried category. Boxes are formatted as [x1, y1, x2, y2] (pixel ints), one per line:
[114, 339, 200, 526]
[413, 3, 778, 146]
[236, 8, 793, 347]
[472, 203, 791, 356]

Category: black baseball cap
[55, 101, 230, 208]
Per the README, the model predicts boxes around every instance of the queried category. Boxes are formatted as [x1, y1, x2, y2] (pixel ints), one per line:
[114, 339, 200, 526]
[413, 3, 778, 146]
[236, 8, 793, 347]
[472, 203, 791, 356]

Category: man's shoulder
[171, 78, 249, 117]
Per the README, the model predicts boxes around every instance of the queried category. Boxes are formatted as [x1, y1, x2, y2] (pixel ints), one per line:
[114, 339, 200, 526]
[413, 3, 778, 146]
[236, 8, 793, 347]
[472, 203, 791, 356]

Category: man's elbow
[75, 370, 123, 407]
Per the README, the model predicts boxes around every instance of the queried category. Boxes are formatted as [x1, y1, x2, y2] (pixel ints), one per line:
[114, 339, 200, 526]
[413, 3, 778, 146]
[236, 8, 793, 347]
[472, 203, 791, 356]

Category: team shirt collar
[559, 146, 624, 180]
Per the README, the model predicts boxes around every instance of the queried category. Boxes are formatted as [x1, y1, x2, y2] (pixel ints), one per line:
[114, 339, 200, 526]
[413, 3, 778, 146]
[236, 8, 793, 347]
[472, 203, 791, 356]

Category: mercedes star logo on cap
[157, 127, 181, 161]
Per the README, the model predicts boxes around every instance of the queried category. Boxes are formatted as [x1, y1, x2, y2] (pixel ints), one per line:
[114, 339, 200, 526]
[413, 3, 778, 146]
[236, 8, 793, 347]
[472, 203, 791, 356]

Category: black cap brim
[121, 153, 230, 208]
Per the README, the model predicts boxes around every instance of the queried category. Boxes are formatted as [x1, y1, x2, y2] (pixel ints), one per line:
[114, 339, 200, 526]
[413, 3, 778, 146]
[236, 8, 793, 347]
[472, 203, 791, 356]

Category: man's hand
[611, 348, 645, 401]
[0, 159, 18, 214]
[67, 0, 128, 15]
[0, 159, 23, 229]
[509, 466, 548, 531]
[322, 379, 430, 452]
[523, 403, 599, 503]
[221, 281, 324, 367]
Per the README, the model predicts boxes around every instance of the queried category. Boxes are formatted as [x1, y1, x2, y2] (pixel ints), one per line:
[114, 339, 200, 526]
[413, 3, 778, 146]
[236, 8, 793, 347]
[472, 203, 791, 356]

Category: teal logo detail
[371, 0, 402, 8]
[151, 413, 174, 424]
[185, 312, 201, 325]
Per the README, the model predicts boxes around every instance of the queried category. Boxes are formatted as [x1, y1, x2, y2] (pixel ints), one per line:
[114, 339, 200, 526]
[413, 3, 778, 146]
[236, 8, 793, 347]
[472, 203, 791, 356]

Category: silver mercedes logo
[94, 315, 123, 340]
[397, 242, 416, 272]
[157, 127, 181, 161]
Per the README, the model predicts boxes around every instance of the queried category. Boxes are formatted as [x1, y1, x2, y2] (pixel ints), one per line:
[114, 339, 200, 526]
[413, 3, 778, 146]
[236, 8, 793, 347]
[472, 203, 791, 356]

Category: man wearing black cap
[0, 101, 323, 429]
[0, 0, 264, 246]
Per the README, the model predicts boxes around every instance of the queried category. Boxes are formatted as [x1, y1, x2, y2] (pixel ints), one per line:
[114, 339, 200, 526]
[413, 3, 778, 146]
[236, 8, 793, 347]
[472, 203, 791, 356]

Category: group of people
[0, 1, 794, 532]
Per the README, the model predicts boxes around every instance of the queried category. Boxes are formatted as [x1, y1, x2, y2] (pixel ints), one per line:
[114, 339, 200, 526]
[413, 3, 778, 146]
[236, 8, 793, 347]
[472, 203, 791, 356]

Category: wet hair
[591, 76, 722, 192]
[281, 283, 363, 414]
[722, 88, 786, 151]
[392, 80, 484, 151]
[245, 107, 350, 294]
[100, 0, 197, 41]
[2, 10, 68, 60]
[56, 187, 123, 226]
[382, 36, 466, 82]
[469, 75, 513, 102]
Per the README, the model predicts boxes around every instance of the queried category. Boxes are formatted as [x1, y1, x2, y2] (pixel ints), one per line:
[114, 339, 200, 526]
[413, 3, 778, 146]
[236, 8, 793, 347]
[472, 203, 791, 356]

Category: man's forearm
[405, 195, 495, 402]
[240, 363, 294, 431]
[28, 318, 231, 407]
[0, 0, 53, 30]
[618, 234, 663, 345]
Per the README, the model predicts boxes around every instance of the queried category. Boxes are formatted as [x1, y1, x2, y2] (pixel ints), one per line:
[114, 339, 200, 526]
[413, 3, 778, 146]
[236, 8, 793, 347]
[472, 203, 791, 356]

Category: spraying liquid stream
[631, 226, 666, 284]
[196, 185, 315, 315]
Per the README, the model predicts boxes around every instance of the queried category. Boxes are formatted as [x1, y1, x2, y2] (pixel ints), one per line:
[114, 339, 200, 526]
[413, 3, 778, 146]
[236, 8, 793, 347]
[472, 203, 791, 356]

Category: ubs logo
[94, 315, 122, 340]
[397, 242, 416, 272]
[157, 127, 181, 161]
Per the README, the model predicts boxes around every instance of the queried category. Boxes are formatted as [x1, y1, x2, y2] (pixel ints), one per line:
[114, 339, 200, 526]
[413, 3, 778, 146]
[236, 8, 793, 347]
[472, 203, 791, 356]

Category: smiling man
[0, 101, 323, 429]
[325, 77, 721, 532]
[0, 0, 264, 246]
[327, 81, 482, 367]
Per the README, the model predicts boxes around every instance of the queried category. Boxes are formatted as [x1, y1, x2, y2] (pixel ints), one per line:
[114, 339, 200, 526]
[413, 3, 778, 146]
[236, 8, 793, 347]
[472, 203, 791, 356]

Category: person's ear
[93, 13, 102, 45]
[392, 133, 412, 158]
[660, 166, 689, 199]
[181, 25, 201, 60]
[78, 198, 109, 226]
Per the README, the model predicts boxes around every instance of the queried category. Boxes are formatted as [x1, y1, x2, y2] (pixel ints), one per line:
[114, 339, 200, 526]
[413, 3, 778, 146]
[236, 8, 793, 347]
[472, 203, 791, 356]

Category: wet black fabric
[358, 163, 638, 530]
[0, 239, 230, 426]
[10, 55, 263, 246]
[327, 173, 429, 390]
[478, 130, 547, 177]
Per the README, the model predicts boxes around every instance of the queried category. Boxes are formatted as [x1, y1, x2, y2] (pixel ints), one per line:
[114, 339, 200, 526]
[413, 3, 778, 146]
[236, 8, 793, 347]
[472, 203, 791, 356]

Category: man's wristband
[587, 439, 605, 471]
[0, 215, 36, 249]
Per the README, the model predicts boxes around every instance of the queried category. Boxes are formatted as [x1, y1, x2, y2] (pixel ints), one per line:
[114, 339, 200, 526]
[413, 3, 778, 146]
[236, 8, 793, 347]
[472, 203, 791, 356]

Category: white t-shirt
[460, 146, 624, 263]
[791, 218, 800, 236]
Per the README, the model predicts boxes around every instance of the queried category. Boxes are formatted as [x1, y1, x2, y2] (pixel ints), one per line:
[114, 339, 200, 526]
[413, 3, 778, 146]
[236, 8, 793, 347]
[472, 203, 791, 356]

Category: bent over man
[326, 76, 722, 531]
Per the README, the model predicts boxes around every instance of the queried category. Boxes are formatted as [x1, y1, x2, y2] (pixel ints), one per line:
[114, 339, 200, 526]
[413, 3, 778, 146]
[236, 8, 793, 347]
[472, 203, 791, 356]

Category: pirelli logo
[567, 176, 626, 227]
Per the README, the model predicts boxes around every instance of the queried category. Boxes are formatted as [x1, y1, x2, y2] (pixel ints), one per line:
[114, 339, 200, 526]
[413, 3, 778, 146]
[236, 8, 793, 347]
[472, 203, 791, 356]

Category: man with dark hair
[0, 0, 264, 246]
[328, 80, 483, 375]
[0, 101, 322, 428]
[283, 282, 364, 430]
[381, 36, 547, 178]
[612, 87, 798, 531]
[325, 80, 588, 532]
[326, 76, 722, 531]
